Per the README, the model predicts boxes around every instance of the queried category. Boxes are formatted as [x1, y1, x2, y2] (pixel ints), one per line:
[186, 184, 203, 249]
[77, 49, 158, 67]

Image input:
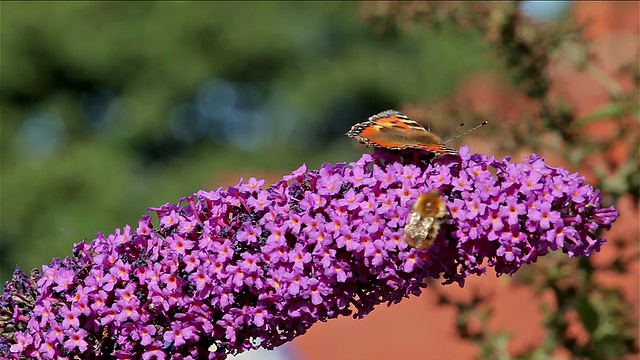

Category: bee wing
[402, 212, 436, 250]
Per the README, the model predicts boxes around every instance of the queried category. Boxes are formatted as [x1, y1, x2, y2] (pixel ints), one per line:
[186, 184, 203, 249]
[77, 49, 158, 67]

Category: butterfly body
[346, 110, 459, 156]
[403, 190, 447, 249]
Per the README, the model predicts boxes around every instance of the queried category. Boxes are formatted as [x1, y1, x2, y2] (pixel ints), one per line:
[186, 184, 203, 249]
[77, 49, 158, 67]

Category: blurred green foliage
[1, 3, 490, 284]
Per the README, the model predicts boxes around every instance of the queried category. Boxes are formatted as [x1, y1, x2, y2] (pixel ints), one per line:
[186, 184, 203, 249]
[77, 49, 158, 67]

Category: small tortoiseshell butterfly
[403, 190, 447, 249]
[346, 109, 459, 157]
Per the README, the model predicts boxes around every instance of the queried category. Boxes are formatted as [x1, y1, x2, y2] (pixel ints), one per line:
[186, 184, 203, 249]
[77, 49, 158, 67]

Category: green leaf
[575, 295, 599, 334]
[576, 102, 626, 125]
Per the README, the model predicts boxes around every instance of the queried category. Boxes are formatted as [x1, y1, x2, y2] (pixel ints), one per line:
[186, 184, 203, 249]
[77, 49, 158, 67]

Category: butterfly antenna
[443, 120, 488, 144]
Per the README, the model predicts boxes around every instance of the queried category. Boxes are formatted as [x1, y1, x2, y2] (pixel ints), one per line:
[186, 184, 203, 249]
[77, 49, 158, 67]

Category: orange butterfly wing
[346, 110, 458, 155]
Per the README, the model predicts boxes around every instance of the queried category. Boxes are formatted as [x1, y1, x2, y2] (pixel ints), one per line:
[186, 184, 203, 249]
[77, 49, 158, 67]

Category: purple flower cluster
[1, 147, 618, 359]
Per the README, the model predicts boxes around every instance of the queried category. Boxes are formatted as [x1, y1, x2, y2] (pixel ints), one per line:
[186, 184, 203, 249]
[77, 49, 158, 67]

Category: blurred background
[1, 1, 491, 281]
[1, 2, 638, 359]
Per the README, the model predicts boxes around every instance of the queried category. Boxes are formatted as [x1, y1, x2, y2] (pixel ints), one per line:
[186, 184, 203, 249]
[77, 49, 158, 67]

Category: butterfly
[403, 190, 447, 250]
[346, 109, 459, 157]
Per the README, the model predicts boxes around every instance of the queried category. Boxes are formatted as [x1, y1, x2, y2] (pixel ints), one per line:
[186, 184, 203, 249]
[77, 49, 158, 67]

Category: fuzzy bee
[403, 190, 447, 249]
